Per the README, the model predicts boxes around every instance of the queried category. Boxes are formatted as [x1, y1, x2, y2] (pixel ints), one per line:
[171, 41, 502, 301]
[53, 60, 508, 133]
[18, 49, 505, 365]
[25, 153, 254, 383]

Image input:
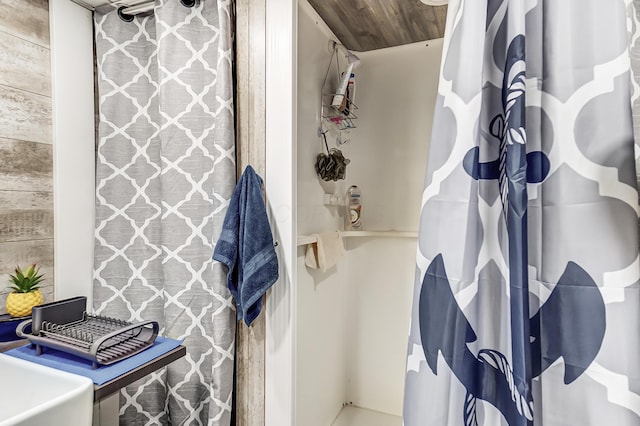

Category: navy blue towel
[213, 166, 279, 326]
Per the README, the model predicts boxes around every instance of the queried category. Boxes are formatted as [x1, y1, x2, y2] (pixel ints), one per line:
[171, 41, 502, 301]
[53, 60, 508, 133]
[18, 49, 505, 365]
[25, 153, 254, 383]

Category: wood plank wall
[307, 0, 447, 51]
[0, 0, 54, 312]
[235, 0, 267, 423]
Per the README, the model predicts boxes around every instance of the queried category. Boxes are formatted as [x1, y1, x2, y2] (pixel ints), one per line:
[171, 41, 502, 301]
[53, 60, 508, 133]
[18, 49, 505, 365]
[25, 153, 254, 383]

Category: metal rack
[320, 41, 359, 133]
[322, 93, 358, 131]
[16, 297, 159, 369]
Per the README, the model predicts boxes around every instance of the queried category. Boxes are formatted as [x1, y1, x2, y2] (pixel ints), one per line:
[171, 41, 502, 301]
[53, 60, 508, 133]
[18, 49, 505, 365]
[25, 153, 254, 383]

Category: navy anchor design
[419, 255, 606, 426]
[462, 146, 549, 185]
[418, 34, 605, 425]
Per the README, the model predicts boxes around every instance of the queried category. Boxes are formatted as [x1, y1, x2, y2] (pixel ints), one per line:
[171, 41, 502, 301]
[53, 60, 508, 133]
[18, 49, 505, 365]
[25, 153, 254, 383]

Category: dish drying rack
[16, 296, 159, 369]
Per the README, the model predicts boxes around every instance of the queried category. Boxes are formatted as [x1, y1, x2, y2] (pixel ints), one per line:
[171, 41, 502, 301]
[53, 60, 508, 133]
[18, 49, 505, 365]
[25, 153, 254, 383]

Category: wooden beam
[235, 0, 267, 425]
[236, 0, 266, 177]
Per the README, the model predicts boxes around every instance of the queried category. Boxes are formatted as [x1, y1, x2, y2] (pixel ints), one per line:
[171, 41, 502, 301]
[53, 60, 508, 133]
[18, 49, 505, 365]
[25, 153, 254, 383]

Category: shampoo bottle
[332, 63, 355, 109]
[346, 185, 362, 231]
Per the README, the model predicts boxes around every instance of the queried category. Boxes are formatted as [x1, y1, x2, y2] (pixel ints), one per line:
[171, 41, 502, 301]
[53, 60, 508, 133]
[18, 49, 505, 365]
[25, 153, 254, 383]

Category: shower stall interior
[294, 2, 443, 424]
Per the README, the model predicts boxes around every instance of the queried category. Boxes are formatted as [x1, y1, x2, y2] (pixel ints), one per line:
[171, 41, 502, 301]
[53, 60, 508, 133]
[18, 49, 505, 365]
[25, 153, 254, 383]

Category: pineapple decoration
[5, 263, 44, 317]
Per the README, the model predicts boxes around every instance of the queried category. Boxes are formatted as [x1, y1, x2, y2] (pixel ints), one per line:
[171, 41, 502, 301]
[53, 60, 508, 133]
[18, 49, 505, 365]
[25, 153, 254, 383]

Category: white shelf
[331, 406, 401, 426]
[297, 230, 418, 246]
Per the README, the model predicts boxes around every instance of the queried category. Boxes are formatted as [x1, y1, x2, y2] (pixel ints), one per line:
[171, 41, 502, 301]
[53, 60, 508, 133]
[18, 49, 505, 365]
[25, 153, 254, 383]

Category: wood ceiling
[307, 0, 447, 52]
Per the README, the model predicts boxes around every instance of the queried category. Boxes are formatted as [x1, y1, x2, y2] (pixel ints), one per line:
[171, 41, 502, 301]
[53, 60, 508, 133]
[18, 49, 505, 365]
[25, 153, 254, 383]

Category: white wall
[265, 0, 297, 424]
[49, 0, 96, 306]
[338, 40, 443, 232]
[296, 5, 344, 236]
[343, 40, 443, 416]
[295, 2, 349, 425]
[344, 238, 417, 416]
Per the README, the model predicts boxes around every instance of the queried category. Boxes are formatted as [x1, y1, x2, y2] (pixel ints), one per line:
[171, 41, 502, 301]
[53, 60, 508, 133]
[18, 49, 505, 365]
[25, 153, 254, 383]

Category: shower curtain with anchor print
[404, 0, 640, 424]
[93, 1, 236, 425]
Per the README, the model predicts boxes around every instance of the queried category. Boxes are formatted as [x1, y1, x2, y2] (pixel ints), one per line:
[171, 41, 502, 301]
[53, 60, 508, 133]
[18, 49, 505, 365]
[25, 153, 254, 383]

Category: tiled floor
[331, 405, 402, 426]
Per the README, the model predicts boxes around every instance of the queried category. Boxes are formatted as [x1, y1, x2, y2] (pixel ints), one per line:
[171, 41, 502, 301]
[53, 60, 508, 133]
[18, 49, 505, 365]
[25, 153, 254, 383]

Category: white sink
[0, 353, 93, 426]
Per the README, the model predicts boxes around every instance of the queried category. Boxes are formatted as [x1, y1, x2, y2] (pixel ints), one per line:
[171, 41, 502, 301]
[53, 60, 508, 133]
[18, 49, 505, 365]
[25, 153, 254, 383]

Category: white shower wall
[296, 3, 349, 425]
[339, 40, 443, 232]
[296, 1, 443, 424]
[342, 39, 443, 417]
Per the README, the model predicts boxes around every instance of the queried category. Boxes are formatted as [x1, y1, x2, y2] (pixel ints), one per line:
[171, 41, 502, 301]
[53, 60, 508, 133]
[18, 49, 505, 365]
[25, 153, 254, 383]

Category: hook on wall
[327, 40, 361, 64]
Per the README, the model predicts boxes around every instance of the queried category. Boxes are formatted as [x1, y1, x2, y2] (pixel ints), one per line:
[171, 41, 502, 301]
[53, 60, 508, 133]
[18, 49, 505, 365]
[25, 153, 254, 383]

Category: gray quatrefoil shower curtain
[93, 1, 236, 425]
[405, 0, 640, 425]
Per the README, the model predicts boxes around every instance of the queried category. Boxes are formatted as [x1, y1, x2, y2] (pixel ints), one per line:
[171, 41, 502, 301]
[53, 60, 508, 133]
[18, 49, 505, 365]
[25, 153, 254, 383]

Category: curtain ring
[117, 6, 135, 22]
[180, 0, 198, 7]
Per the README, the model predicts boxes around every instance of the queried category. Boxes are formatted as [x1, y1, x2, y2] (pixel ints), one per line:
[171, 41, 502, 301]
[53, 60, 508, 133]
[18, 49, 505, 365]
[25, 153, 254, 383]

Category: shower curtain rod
[119, 0, 196, 18]
[121, 1, 154, 15]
